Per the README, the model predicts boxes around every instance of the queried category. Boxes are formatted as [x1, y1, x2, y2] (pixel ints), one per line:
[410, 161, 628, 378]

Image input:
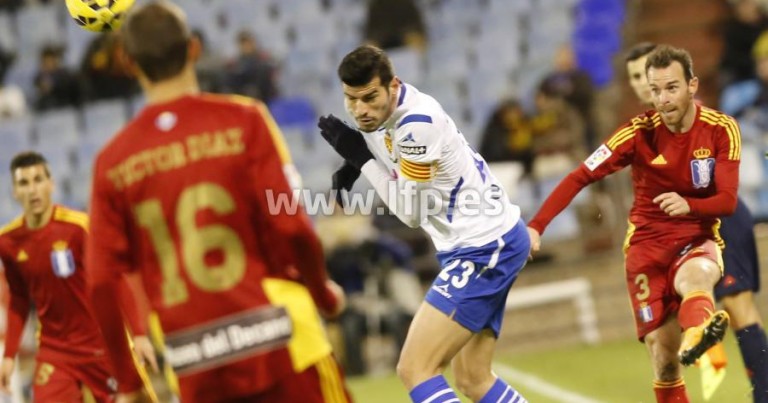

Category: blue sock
[736, 324, 768, 402]
[409, 375, 459, 403]
[479, 377, 527, 403]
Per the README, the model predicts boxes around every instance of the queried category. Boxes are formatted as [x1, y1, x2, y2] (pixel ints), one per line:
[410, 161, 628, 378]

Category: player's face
[12, 164, 53, 217]
[647, 62, 698, 127]
[342, 76, 399, 132]
[626, 55, 652, 106]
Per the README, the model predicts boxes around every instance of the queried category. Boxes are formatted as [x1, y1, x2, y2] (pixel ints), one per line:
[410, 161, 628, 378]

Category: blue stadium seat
[0, 117, 32, 158]
[0, 12, 15, 52]
[34, 107, 80, 148]
[64, 16, 95, 68]
[83, 99, 127, 141]
[15, 4, 62, 64]
[387, 48, 424, 88]
[268, 96, 317, 142]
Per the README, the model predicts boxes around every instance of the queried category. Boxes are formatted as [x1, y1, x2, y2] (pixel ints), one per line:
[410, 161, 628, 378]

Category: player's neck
[25, 204, 53, 230]
[142, 68, 200, 106]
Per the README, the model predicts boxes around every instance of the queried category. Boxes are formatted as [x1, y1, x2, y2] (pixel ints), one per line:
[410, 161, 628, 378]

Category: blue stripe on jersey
[398, 84, 407, 106]
[446, 177, 464, 223]
[397, 114, 433, 128]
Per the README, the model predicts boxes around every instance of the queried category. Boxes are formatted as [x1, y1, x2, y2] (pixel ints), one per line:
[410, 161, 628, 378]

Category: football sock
[736, 324, 768, 402]
[653, 378, 689, 403]
[409, 375, 459, 403]
[678, 291, 714, 329]
[479, 377, 527, 403]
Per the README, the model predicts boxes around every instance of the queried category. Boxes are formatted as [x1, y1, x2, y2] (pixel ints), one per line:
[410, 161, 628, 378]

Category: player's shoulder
[629, 110, 662, 131]
[198, 93, 267, 115]
[52, 206, 88, 233]
[698, 106, 738, 129]
[0, 216, 24, 238]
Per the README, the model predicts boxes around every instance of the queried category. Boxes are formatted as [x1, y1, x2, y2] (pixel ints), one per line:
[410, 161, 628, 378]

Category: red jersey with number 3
[529, 106, 741, 245]
[87, 94, 334, 398]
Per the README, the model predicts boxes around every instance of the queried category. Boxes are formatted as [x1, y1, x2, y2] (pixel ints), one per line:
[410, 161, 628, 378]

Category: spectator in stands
[224, 30, 278, 103]
[33, 45, 81, 111]
[531, 80, 587, 178]
[719, 0, 768, 87]
[0, 0, 22, 12]
[479, 99, 535, 176]
[81, 32, 139, 101]
[720, 30, 768, 123]
[191, 29, 225, 93]
[0, 50, 26, 120]
[538, 44, 596, 149]
[317, 213, 420, 376]
[363, 0, 427, 53]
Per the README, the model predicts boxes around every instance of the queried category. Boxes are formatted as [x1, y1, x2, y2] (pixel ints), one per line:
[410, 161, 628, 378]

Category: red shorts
[625, 238, 722, 340]
[179, 355, 351, 403]
[33, 358, 116, 403]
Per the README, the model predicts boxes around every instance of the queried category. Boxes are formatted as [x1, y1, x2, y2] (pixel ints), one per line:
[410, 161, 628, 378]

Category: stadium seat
[83, 99, 128, 141]
[34, 107, 80, 148]
[15, 4, 62, 64]
[387, 48, 425, 88]
[3, 61, 37, 102]
[0, 12, 15, 52]
[268, 96, 317, 142]
[0, 117, 32, 158]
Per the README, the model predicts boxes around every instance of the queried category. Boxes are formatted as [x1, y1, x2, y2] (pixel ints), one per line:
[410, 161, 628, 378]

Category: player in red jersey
[85, 2, 349, 402]
[627, 42, 768, 401]
[527, 45, 738, 403]
[0, 151, 156, 402]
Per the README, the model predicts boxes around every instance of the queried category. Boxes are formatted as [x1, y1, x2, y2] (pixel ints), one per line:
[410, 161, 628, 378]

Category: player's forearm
[90, 280, 144, 392]
[685, 191, 737, 217]
[3, 302, 29, 359]
[288, 230, 338, 314]
[529, 167, 592, 234]
[118, 276, 147, 336]
[360, 160, 428, 228]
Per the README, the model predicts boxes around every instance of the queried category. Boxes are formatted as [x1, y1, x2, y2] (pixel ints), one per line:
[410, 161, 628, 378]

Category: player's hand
[0, 357, 14, 394]
[332, 161, 361, 207]
[133, 335, 159, 373]
[116, 388, 154, 403]
[653, 192, 691, 216]
[318, 115, 374, 170]
[322, 280, 346, 319]
[527, 227, 541, 260]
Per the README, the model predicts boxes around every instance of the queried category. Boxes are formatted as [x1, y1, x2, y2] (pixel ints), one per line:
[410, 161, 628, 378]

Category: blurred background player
[85, 2, 350, 402]
[527, 45, 739, 403]
[319, 45, 530, 403]
[627, 41, 768, 402]
[0, 151, 156, 402]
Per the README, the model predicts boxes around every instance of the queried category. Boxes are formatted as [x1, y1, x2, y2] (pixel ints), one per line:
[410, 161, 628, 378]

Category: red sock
[678, 291, 714, 329]
[653, 378, 689, 403]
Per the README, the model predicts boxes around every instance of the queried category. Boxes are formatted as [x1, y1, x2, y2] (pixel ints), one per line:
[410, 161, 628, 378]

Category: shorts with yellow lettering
[626, 238, 721, 341]
[33, 358, 116, 403]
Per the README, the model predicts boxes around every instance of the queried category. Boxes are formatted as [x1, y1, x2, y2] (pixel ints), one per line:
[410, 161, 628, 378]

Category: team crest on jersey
[690, 158, 715, 189]
[50, 241, 75, 278]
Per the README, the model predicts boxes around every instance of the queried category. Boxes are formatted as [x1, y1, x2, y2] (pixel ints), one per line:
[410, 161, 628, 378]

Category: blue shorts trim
[424, 220, 529, 337]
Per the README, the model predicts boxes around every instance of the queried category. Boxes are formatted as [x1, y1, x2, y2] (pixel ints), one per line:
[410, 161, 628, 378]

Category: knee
[396, 354, 420, 388]
[453, 367, 494, 399]
[676, 259, 720, 291]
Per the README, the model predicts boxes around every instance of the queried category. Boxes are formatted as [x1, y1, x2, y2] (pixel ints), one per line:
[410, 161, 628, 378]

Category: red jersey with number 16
[529, 106, 741, 246]
[87, 94, 336, 397]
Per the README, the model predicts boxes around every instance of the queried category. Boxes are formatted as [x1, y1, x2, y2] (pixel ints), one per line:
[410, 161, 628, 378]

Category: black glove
[318, 114, 374, 170]
[332, 161, 361, 206]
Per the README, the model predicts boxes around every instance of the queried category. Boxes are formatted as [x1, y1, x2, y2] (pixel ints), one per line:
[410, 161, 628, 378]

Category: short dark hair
[645, 45, 695, 82]
[338, 45, 395, 87]
[121, 1, 190, 82]
[10, 151, 50, 178]
[625, 42, 657, 63]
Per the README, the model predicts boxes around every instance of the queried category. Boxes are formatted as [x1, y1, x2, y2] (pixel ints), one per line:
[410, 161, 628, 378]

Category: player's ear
[188, 35, 201, 63]
[115, 44, 140, 79]
[688, 76, 699, 95]
[389, 76, 400, 93]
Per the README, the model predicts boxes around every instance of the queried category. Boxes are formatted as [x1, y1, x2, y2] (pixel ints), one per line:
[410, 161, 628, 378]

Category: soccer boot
[678, 310, 730, 366]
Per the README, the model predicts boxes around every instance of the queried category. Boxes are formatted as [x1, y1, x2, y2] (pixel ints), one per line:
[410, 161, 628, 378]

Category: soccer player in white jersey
[319, 45, 530, 403]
